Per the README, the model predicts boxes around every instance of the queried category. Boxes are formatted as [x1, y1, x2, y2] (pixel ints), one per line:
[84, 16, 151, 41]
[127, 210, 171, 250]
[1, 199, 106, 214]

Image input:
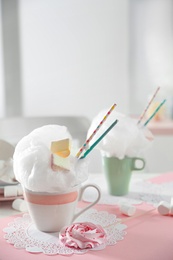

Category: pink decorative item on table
[59, 222, 107, 249]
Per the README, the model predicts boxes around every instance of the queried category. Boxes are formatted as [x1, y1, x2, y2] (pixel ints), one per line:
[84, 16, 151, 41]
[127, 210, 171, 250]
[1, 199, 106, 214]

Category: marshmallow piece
[51, 153, 70, 171]
[157, 201, 170, 215]
[51, 138, 70, 158]
[12, 199, 28, 212]
[169, 197, 173, 216]
[17, 184, 23, 196]
[120, 203, 136, 216]
[4, 185, 18, 197]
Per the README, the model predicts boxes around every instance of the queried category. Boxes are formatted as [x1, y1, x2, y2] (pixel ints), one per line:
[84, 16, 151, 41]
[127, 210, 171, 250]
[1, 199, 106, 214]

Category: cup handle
[132, 157, 145, 171]
[72, 184, 101, 222]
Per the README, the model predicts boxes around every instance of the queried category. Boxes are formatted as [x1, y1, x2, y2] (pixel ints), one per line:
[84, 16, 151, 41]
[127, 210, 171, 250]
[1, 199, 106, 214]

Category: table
[0, 172, 173, 260]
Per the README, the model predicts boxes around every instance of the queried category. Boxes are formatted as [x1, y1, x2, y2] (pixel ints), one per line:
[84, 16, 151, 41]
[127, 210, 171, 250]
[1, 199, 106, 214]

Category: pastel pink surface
[148, 119, 173, 135]
[1, 203, 173, 260]
[149, 172, 173, 184]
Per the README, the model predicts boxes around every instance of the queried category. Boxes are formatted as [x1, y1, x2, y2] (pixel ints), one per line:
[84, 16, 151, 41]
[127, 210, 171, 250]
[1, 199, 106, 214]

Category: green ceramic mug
[102, 156, 145, 196]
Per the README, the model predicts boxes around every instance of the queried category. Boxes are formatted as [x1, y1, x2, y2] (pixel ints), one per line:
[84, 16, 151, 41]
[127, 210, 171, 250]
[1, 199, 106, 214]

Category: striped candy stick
[137, 86, 160, 125]
[76, 103, 116, 158]
[79, 119, 118, 159]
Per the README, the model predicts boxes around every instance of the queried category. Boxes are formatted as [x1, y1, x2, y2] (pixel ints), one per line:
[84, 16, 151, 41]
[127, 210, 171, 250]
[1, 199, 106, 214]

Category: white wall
[0, 1, 5, 117]
[130, 0, 173, 118]
[18, 0, 130, 120]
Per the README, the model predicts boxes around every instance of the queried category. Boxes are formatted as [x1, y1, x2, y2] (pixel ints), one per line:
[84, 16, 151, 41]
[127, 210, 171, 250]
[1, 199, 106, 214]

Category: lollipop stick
[143, 99, 166, 127]
[80, 119, 118, 159]
[76, 103, 117, 158]
[137, 86, 160, 125]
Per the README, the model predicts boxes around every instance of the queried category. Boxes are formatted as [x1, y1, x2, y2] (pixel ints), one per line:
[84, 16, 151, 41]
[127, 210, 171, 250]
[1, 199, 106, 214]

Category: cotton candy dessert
[13, 125, 89, 193]
[87, 110, 153, 159]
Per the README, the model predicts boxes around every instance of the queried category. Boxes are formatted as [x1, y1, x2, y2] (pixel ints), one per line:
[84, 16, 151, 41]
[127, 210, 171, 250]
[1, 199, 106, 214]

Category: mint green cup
[102, 156, 145, 196]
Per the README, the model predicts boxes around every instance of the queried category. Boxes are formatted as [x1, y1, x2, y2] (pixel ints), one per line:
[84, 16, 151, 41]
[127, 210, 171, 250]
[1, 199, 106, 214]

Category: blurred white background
[0, 0, 173, 173]
[0, 0, 130, 119]
[1, 0, 173, 118]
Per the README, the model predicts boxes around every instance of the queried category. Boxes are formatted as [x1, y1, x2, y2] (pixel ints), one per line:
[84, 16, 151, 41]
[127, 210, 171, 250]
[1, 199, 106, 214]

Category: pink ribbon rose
[59, 222, 107, 249]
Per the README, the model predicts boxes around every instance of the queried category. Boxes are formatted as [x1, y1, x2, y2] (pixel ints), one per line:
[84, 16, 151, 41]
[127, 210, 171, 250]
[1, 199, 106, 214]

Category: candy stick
[120, 208, 156, 223]
[143, 99, 166, 127]
[79, 119, 118, 159]
[76, 103, 117, 158]
[137, 86, 160, 125]
[103, 208, 156, 229]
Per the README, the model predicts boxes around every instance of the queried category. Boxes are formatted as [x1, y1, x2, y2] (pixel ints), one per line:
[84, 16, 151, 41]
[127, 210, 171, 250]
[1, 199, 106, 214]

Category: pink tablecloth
[1, 173, 173, 260]
[1, 204, 173, 260]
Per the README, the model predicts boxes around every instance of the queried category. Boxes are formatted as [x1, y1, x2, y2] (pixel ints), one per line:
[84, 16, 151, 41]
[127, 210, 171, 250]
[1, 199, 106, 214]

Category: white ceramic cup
[23, 184, 101, 232]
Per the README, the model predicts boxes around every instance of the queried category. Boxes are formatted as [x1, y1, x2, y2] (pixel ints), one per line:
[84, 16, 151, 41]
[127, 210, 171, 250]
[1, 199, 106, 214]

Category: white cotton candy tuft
[13, 125, 89, 193]
[87, 110, 153, 159]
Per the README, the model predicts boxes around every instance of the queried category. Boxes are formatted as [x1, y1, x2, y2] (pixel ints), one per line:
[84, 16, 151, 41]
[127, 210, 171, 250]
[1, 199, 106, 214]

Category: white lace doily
[3, 209, 127, 255]
[83, 176, 173, 207]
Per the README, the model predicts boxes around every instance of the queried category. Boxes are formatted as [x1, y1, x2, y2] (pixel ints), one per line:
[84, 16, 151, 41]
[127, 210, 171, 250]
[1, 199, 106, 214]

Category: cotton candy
[87, 110, 153, 159]
[13, 125, 89, 193]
